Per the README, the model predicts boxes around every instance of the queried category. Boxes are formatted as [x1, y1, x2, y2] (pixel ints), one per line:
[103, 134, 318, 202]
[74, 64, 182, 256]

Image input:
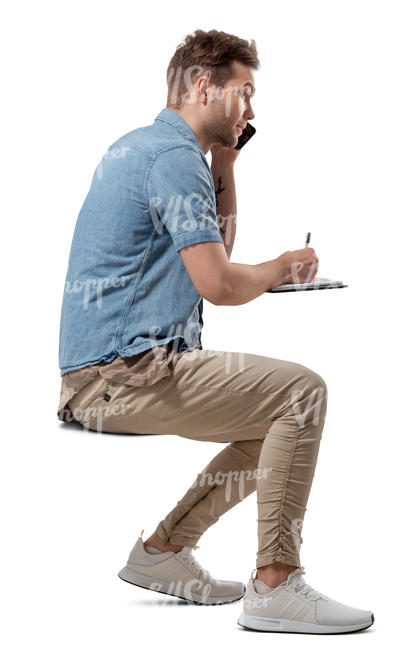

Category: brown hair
[166, 29, 260, 109]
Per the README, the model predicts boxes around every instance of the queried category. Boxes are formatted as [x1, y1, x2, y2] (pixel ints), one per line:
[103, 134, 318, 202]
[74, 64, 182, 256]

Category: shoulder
[145, 145, 210, 196]
[149, 143, 205, 169]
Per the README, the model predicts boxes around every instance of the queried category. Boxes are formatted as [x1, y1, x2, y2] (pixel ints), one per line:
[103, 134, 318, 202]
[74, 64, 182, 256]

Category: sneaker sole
[118, 565, 245, 605]
[237, 612, 374, 634]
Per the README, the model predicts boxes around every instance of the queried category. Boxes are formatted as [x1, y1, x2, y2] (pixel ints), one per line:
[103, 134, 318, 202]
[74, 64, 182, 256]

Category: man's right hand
[276, 247, 319, 286]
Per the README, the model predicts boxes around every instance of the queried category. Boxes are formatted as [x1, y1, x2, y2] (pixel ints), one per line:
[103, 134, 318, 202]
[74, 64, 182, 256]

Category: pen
[305, 232, 311, 247]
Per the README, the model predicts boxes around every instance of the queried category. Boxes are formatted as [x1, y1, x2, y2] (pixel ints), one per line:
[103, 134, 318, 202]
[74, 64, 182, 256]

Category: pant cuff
[165, 534, 200, 547]
[256, 552, 301, 569]
[154, 522, 201, 547]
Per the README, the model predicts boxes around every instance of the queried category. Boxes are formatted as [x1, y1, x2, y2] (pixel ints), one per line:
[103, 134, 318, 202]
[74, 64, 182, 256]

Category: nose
[245, 106, 255, 121]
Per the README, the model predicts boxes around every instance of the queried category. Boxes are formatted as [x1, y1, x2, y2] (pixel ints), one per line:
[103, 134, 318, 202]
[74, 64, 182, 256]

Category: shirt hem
[59, 335, 192, 376]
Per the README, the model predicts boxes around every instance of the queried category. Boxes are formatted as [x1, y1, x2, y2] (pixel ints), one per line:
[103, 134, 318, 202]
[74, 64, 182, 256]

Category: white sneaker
[237, 565, 375, 633]
[118, 529, 245, 605]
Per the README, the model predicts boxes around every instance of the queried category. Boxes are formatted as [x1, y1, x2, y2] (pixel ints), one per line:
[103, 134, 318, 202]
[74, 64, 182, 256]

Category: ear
[197, 76, 210, 105]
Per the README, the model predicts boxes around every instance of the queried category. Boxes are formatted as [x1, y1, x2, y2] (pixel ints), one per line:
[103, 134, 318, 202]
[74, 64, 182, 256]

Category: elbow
[198, 283, 230, 306]
[210, 282, 232, 306]
[196, 269, 233, 306]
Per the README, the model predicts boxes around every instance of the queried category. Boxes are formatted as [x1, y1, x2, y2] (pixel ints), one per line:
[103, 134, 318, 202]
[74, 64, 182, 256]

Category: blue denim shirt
[58, 108, 224, 375]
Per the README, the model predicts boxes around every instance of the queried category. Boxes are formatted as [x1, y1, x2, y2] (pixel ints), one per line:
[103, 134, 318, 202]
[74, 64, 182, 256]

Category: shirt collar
[154, 108, 205, 155]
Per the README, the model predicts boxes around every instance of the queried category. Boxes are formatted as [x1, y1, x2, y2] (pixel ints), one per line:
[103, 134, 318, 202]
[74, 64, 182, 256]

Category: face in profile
[204, 61, 256, 148]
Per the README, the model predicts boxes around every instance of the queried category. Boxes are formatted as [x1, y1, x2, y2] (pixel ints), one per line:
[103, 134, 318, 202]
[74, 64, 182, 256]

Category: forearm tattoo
[215, 176, 226, 234]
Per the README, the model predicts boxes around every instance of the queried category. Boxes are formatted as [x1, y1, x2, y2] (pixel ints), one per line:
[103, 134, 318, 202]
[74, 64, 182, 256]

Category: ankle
[143, 532, 183, 553]
[255, 562, 298, 588]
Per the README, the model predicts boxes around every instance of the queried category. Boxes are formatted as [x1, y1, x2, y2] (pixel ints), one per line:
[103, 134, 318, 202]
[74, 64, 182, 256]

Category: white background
[1, 0, 414, 647]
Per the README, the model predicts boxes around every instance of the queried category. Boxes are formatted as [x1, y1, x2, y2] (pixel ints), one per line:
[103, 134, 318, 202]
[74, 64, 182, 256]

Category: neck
[169, 107, 212, 155]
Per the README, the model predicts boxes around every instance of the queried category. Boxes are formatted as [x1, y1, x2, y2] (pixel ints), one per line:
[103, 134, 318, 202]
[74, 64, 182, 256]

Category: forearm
[210, 155, 237, 260]
[209, 151, 286, 305]
[218, 257, 286, 306]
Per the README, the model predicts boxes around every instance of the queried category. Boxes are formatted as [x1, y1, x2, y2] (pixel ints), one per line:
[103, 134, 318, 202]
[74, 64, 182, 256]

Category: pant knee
[286, 368, 328, 427]
[303, 368, 327, 397]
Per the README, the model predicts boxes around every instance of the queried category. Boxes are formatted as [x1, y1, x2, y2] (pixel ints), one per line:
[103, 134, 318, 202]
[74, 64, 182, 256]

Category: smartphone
[234, 122, 256, 150]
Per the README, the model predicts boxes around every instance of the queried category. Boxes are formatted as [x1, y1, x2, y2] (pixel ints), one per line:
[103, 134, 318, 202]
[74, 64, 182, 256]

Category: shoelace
[179, 546, 212, 582]
[289, 567, 328, 601]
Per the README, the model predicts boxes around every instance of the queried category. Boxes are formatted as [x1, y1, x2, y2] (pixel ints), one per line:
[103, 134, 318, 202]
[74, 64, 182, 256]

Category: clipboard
[267, 277, 348, 293]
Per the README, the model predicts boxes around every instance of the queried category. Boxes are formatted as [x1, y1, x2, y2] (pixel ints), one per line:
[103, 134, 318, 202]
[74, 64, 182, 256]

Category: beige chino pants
[68, 348, 328, 569]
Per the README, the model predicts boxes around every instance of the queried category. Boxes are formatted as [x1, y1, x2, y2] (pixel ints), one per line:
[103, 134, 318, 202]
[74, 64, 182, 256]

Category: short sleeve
[147, 146, 224, 252]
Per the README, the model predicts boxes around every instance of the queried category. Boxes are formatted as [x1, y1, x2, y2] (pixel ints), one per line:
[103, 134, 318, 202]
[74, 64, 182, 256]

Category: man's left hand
[210, 143, 241, 164]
